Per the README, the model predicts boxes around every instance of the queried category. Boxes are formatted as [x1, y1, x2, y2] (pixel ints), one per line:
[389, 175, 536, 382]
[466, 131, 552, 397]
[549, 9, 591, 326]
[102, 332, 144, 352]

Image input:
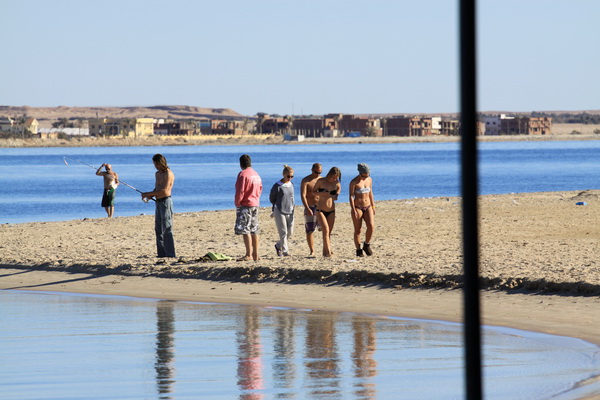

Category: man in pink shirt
[234, 154, 263, 261]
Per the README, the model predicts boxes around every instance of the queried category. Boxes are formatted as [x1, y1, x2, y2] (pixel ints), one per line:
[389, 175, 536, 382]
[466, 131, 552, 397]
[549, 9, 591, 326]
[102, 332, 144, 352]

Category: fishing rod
[62, 157, 155, 202]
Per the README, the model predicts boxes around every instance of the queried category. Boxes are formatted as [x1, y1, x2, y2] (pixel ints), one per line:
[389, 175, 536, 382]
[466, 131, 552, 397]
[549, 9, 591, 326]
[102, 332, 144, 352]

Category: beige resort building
[88, 118, 154, 137]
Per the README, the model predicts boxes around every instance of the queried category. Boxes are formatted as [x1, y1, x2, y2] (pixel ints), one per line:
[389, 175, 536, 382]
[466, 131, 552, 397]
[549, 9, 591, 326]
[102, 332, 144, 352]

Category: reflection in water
[305, 311, 340, 399]
[352, 317, 377, 399]
[273, 310, 297, 399]
[2, 291, 598, 399]
[155, 300, 176, 399]
[237, 307, 264, 400]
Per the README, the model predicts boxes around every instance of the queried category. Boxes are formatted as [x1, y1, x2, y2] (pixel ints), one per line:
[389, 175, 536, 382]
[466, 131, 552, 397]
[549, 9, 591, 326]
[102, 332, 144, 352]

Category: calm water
[1, 290, 599, 400]
[3, 141, 600, 399]
[1, 141, 600, 223]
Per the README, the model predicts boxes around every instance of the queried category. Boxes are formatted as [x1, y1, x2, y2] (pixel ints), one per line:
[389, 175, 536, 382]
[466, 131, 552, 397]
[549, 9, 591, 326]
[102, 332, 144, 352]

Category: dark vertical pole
[459, 0, 482, 399]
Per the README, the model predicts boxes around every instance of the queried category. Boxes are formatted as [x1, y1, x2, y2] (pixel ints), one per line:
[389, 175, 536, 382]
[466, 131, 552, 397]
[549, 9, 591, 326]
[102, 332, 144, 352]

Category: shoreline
[1, 133, 600, 148]
[2, 191, 600, 346]
[2, 268, 600, 347]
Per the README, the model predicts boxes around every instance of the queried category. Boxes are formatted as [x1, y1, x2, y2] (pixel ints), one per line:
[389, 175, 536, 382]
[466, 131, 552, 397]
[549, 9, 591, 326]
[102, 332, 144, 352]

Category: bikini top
[355, 187, 371, 194]
[317, 188, 338, 195]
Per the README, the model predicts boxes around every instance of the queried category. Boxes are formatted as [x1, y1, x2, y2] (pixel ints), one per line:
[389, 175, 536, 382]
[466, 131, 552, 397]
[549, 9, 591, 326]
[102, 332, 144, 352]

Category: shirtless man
[313, 167, 342, 257]
[300, 163, 322, 256]
[142, 154, 176, 258]
[95, 163, 119, 218]
[349, 163, 375, 257]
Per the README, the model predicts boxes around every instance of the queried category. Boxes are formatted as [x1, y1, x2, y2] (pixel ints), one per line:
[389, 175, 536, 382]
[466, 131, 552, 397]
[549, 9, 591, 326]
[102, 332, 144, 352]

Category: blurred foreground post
[459, 0, 482, 399]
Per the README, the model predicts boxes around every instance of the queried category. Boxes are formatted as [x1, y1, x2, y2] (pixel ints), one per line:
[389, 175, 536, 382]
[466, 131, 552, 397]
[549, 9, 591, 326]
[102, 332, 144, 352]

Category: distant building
[154, 121, 199, 136]
[0, 117, 15, 133]
[37, 129, 60, 139]
[483, 114, 507, 135]
[438, 119, 485, 136]
[440, 119, 461, 136]
[337, 115, 381, 137]
[0, 116, 40, 135]
[431, 117, 442, 135]
[24, 118, 39, 134]
[89, 118, 154, 137]
[384, 117, 433, 136]
[500, 116, 552, 135]
[262, 117, 289, 134]
[209, 119, 248, 135]
[292, 117, 337, 137]
[483, 115, 552, 136]
[38, 128, 89, 137]
[198, 118, 212, 134]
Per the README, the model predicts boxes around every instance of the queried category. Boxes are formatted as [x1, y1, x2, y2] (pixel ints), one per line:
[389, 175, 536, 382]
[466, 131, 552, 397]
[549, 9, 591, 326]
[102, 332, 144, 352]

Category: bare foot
[237, 256, 252, 262]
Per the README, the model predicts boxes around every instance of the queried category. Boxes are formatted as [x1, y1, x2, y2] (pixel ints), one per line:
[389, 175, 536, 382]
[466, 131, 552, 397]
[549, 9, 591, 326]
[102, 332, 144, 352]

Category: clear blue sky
[1, 0, 598, 116]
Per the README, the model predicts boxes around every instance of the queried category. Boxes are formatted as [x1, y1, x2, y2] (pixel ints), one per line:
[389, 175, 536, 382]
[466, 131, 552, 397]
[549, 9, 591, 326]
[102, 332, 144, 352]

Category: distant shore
[1, 133, 600, 148]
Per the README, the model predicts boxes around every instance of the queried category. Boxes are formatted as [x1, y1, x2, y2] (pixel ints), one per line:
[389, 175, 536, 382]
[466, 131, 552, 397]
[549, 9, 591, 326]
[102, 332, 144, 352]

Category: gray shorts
[304, 205, 319, 233]
[235, 206, 259, 235]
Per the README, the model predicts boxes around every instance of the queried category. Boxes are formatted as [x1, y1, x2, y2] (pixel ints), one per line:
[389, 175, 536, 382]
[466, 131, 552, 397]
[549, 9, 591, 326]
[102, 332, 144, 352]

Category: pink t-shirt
[235, 167, 263, 207]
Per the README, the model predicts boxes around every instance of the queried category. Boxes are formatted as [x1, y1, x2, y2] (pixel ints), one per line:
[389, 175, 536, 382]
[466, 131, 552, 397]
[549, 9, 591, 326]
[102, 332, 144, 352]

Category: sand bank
[1, 133, 599, 148]
[1, 191, 600, 344]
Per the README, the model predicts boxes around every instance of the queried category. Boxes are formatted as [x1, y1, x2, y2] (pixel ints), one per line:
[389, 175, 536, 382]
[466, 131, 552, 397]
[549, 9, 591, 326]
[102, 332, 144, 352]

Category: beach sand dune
[1, 191, 600, 345]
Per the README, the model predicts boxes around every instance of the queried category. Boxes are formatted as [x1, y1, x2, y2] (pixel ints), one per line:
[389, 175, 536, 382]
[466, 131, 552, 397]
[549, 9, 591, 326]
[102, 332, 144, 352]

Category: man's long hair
[152, 154, 169, 172]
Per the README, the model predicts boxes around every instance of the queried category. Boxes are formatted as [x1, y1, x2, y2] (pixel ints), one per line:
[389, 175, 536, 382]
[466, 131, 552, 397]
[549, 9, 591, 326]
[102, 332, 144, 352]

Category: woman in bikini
[313, 167, 342, 257]
[349, 163, 375, 256]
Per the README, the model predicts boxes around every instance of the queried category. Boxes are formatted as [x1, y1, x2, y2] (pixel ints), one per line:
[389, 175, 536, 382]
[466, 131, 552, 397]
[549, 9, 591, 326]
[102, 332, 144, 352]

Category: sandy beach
[1, 191, 600, 346]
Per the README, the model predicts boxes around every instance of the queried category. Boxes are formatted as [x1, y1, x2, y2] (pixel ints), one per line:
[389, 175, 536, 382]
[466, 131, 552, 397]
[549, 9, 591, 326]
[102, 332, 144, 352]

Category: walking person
[313, 167, 341, 257]
[234, 154, 263, 261]
[349, 163, 375, 257]
[96, 163, 119, 218]
[300, 163, 322, 256]
[141, 154, 176, 258]
[270, 165, 295, 257]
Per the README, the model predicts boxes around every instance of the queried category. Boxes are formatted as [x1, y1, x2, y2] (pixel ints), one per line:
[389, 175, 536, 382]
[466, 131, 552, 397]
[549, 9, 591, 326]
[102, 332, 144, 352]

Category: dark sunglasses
[287, 175, 294, 178]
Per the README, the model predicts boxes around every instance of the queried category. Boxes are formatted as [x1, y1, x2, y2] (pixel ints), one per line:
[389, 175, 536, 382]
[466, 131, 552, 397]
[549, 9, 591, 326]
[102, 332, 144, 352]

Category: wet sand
[1, 191, 600, 345]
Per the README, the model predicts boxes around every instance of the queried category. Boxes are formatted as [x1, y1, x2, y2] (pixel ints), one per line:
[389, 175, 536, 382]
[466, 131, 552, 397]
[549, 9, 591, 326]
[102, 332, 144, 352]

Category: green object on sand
[205, 252, 232, 261]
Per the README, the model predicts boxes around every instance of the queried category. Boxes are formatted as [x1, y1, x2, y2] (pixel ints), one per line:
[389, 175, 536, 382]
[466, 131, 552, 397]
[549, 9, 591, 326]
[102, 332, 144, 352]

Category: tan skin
[141, 162, 174, 201]
[300, 164, 322, 256]
[241, 233, 260, 262]
[349, 172, 375, 250]
[313, 171, 341, 257]
[96, 163, 119, 218]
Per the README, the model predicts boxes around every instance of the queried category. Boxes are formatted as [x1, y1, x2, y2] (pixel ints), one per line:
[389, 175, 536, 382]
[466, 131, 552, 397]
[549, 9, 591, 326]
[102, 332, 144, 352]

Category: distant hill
[2, 105, 599, 126]
[0, 105, 246, 124]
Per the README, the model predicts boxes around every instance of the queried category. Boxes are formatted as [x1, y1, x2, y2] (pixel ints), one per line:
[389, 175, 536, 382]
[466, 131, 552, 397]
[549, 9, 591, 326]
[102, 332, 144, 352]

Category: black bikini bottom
[317, 209, 335, 218]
